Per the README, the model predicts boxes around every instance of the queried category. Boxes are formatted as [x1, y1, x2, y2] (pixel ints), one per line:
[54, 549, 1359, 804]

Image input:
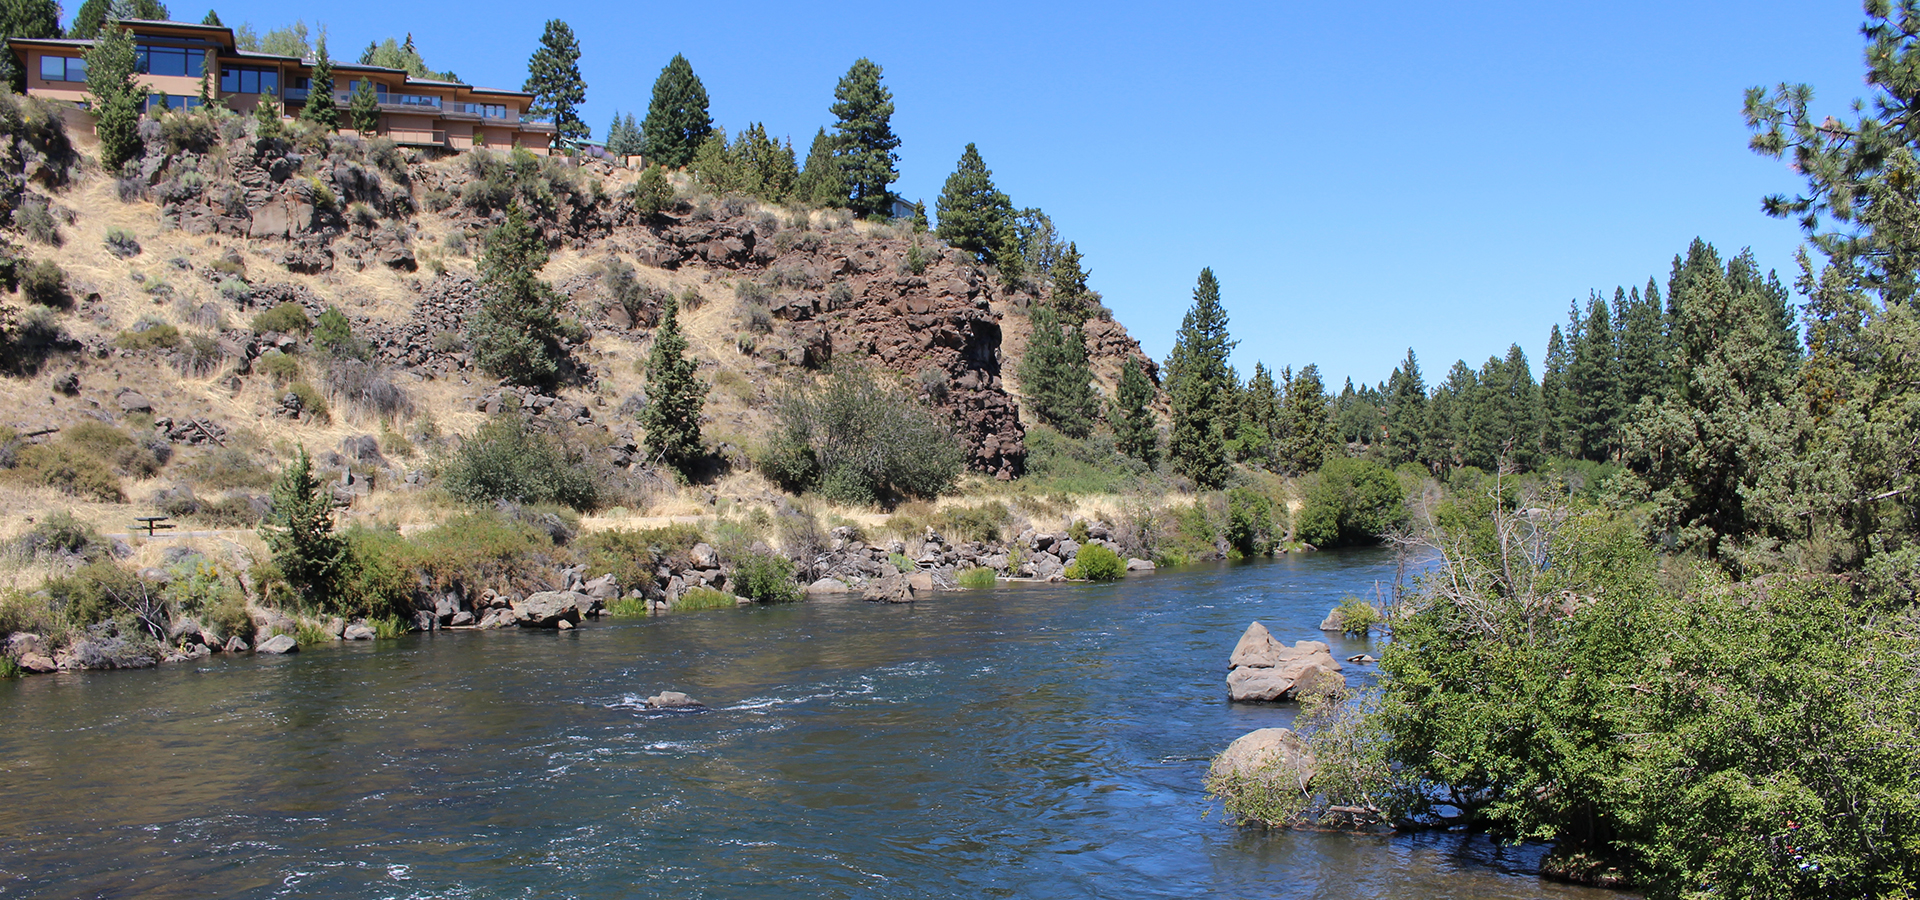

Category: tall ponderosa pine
[2, 0, 59, 90]
[1278, 364, 1334, 474]
[1384, 349, 1427, 465]
[260, 445, 347, 609]
[1566, 293, 1621, 460]
[524, 19, 587, 144]
[1114, 357, 1158, 466]
[640, 54, 710, 168]
[1238, 362, 1282, 466]
[1539, 325, 1573, 456]
[467, 205, 564, 386]
[794, 127, 846, 208]
[934, 143, 1014, 265]
[1019, 250, 1098, 439]
[640, 295, 707, 472]
[1466, 345, 1542, 471]
[300, 37, 338, 130]
[1616, 282, 1669, 411]
[1423, 360, 1477, 470]
[85, 21, 144, 171]
[829, 58, 900, 218]
[1164, 268, 1236, 487]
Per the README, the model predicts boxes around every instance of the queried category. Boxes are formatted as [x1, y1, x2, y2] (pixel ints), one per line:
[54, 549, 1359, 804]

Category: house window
[219, 66, 279, 95]
[135, 44, 206, 78]
[462, 102, 507, 119]
[38, 55, 86, 82]
[145, 93, 203, 112]
[346, 80, 390, 101]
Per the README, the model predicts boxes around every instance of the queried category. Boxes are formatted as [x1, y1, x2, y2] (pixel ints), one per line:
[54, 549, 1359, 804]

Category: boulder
[116, 390, 153, 414]
[1229, 621, 1287, 668]
[257, 634, 298, 654]
[342, 622, 376, 641]
[644, 690, 706, 710]
[1318, 607, 1346, 633]
[513, 591, 586, 628]
[1126, 558, 1156, 572]
[1208, 727, 1314, 787]
[1226, 622, 1345, 702]
[906, 570, 935, 594]
[689, 542, 719, 569]
[806, 577, 850, 596]
[861, 573, 914, 603]
[16, 652, 57, 673]
[583, 574, 621, 600]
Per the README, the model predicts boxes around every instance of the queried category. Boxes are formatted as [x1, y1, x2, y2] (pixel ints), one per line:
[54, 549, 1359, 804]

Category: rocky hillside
[0, 101, 1160, 532]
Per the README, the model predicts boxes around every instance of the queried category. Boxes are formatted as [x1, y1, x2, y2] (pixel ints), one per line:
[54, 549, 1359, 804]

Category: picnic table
[132, 516, 176, 537]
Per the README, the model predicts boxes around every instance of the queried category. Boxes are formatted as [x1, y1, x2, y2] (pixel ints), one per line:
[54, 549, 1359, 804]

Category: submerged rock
[644, 691, 706, 710]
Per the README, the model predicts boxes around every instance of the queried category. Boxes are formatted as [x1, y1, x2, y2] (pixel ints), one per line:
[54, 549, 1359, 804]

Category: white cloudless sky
[180, 0, 1868, 385]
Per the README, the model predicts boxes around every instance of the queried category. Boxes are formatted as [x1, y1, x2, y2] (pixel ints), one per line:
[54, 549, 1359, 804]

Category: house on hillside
[8, 19, 555, 154]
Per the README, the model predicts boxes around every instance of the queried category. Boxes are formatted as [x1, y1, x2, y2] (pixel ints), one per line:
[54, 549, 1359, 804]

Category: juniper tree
[260, 445, 346, 609]
[348, 79, 379, 133]
[84, 20, 144, 171]
[640, 295, 707, 473]
[1165, 268, 1235, 487]
[524, 19, 586, 144]
[253, 96, 282, 139]
[641, 54, 710, 168]
[935, 143, 1014, 265]
[1114, 357, 1158, 466]
[829, 58, 899, 218]
[794, 127, 846, 208]
[467, 205, 563, 386]
[1278, 364, 1333, 475]
[300, 37, 338, 130]
[730, 123, 796, 202]
[68, 0, 164, 40]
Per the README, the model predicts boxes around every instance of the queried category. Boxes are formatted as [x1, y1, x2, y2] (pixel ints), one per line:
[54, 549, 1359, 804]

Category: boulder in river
[861, 573, 914, 603]
[1226, 621, 1346, 702]
[257, 634, 298, 654]
[644, 691, 706, 710]
[1209, 727, 1314, 786]
[513, 591, 586, 628]
[807, 577, 850, 596]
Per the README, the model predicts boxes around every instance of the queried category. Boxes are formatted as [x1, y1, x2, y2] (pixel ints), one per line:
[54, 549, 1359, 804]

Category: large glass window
[462, 102, 507, 119]
[144, 93, 203, 112]
[346, 80, 390, 101]
[38, 55, 85, 82]
[136, 44, 205, 78]
[219, 66, 279, 95]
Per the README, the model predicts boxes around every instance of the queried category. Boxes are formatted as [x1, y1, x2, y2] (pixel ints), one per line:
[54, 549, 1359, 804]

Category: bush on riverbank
[1295, 458, 1406, 547]
[579, 523, 704, 598]
[442, 412, 599, 511]
[1063, 543, 1122, 581]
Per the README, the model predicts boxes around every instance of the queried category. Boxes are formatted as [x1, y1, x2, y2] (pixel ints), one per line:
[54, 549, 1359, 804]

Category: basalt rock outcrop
[1226, 622, 1346, 702]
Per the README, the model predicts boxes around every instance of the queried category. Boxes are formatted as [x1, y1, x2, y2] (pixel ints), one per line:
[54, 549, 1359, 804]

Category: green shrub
[442, 413, 598, 511]
[103, 227, 141, 258]
[175, 333, 225, 377]
[42, 560, 149, 629]
[408, 511, 563, 599]
[293, 620, 333, 645]
[888, 551, 916, 572]
[936, 502, 1009, 544]
[313, 305, 368, 359]
[162, 556, 240, 622]
[182, 446, 275, 490]
[19, 259, 67, 307]
[285, 381, 331, 424]
[579, 523, 704, 596]
[13, 510, 108, 560]
[1226, 486, 1276, 557]
[16, 200, 60, 245]
[731, 551, 801, 603]
[251, 302, 312, 334]
[370, 614, 410, 639]
[1333, 595, 1381, 637]
[957, 566, 996, 589]
[7, 442, 124, 500]
[338, 525, 419, 622]
[1020, 425, 1150, 496]
[630, 165, 673, 215]
[114, 321, 181, 350]
[762, 364, 965, 506]
[675, 586, 735, 611]
[1064, 544, 1124, 581]
[607, 596, 647, 617]
[257, 350, 301, 385]
[1296, 458, 1408, 547]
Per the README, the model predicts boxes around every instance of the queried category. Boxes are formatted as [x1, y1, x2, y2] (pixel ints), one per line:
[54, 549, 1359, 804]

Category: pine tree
[794, 128, 846, 208]
[1384, 348, 1427, 465]
[935, 143, 1014, 265]
[730, 123, 796, 202]
[640, 54, 710, 168]
[68, 0, 164, 40]
[1048, 242, 1092, 324]
[1114, 357, 1159, 466]
[253, 96, 282, 139]
[640, 295, 707, 473]
[467, 205, 564, 386]
[1539, 324, 1573, 456]
[829, 58, 900, 218]
[2, 0, 57, 89]
[348, 78, 379, 133]
[1424, 361, 1477, 470]
[910, 200, 928, 233]
[523, 19, 587, 144]
[301, 37, 338, 130]
[1164, 268, 1236, 487]
[1239, 361, 1281, 466]
[85, 20, 144, 171]
[1566, 293, 1621, 460]
[1278, 364, 1334, 474]
[199, 9, 219, 25]
[260, 445, 347, 609]
[1019, 302, 1097, 438]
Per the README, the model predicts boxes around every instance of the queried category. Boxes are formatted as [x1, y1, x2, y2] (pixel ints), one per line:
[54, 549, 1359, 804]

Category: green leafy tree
[1295, 457, 1407, 547]
[639, 295, 706, 473]
[2, 0, 60, 90]
[84, 20, 145, 172]
[255, 21, 309, 58]
[935, 143, 1015, 266]
[640, 53, 710, 168]
[348, 78, 379, 133]
[1164, 268, 1236, 487]
[794, 127, 846, 208]
[467, 205, 564, 386]
[829, 58, 900, 218]
[523, 19, 587, 144]
[1113, 356, 1158, 466]
[300, 37, 337, 130]
[260, 445, 347, 609]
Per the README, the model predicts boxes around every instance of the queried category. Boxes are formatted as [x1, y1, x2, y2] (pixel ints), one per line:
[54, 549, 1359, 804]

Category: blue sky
[172, 1, 1864, 386]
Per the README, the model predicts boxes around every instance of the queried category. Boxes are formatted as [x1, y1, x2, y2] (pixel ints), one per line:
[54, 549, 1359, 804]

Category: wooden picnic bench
[132, 516, 176, 537]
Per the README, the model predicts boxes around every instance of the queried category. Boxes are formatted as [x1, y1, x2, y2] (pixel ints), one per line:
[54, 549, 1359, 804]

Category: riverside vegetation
[0, 4, 1917, 897]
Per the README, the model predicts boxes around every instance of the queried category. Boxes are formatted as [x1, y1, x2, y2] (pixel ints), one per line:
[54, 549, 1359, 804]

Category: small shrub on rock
[103, 228, 141, 259]
[16, 201, 60, 246]
[114, 320, 180, 350]
[19, 259, 67, 308]
[1064, 544, 1124, 581]
[257, 350, 301, 385]
[731, 551, 801, 603]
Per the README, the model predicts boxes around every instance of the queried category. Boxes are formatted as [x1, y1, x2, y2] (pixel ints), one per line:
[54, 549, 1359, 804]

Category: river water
[0, 550, 1628, 899]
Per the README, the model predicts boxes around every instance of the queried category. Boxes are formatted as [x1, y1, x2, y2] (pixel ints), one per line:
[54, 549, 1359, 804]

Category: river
[0, 550, 1629, 899]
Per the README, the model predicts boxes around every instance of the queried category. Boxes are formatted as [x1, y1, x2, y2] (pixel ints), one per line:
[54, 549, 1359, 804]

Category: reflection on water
[0, 551, 1629, 899]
